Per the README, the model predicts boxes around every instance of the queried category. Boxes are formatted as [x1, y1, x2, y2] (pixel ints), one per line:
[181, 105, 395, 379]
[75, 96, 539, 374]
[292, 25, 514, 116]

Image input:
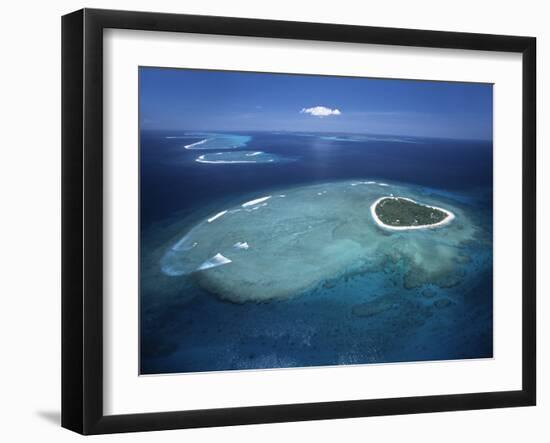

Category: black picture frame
[62, 8, 536, 435]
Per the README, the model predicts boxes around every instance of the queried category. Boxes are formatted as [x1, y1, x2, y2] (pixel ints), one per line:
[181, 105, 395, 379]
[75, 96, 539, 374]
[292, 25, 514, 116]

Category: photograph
[139, 67, 494, 375]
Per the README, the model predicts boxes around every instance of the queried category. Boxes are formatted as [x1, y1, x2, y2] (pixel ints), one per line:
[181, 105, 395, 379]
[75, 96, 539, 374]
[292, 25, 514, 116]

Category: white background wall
[0, 0, 546, 441]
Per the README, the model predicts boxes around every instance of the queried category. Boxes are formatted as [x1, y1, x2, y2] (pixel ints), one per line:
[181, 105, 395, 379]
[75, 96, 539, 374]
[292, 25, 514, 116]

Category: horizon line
[140, 128, 493, 143]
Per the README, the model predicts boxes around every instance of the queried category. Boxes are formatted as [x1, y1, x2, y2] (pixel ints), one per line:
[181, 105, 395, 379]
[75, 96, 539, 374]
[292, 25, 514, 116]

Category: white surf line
[184, 138, 209, 149]
[242, 196, 272, 207]
[245, 151, 263, 156]
[195, 156, 257, 164]
[351, 181, 377, 186]
[207, 210, 228, 223]
[370, 196, 455, 231]
[196, 253, 232, 271]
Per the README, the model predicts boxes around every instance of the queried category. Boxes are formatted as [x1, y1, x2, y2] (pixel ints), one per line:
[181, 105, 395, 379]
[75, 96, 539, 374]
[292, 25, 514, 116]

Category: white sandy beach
[370, 196, 455, 231]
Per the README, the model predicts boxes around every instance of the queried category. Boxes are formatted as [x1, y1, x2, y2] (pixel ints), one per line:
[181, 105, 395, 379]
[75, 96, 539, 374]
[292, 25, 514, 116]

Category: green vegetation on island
[374, 197, 448, 227]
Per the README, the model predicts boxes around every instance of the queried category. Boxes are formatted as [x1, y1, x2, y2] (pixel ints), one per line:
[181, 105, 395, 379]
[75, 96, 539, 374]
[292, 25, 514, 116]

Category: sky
[139, 67, 493, 140]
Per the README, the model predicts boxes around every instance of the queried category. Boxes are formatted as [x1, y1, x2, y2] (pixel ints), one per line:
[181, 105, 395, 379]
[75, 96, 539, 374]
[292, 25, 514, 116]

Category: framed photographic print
[62, 8, 536, 435]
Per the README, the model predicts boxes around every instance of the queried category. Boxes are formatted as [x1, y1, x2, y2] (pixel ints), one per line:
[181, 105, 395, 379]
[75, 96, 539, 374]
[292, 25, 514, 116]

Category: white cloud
[300, 106, 342, 117]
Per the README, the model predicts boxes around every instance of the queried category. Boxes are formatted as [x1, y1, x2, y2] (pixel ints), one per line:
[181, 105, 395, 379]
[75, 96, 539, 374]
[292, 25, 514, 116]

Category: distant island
[195, 151, 293, 164]
[371, 196, 454, 230]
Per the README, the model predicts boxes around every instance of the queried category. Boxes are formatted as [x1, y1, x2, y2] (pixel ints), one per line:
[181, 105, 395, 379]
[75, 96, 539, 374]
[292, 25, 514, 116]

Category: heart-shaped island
[370, 196, 454, 230]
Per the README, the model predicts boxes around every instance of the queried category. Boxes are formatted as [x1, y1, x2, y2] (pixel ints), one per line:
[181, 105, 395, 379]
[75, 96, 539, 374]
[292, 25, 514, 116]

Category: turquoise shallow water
[159, 181, 479, 301]
[140, 180, 492, 374]
[140, 131, 493, 374]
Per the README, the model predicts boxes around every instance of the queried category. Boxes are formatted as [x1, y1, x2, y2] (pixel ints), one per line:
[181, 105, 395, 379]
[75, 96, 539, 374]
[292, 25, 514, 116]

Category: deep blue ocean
[140, 130, 493, 374]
